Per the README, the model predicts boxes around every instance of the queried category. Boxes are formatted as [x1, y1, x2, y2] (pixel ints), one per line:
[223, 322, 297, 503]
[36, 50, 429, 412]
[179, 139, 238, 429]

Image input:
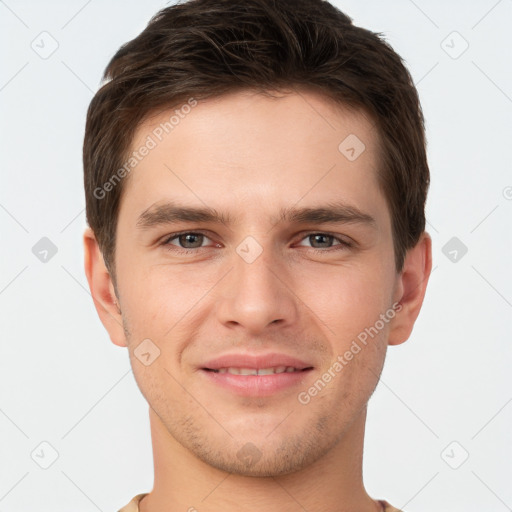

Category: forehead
[135, 88, 378, 159]
[119, 89, 388, 228]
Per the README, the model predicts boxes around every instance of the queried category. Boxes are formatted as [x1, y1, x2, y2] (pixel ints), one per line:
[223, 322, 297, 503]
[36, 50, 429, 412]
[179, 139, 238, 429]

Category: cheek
[129, 357, 182, 421]
[120, 264, 212, 336]
[294, 261, 394, 343]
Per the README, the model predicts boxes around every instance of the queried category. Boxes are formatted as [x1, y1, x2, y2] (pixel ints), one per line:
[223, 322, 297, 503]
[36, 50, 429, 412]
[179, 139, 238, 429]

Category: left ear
[388, 232, 432, 346]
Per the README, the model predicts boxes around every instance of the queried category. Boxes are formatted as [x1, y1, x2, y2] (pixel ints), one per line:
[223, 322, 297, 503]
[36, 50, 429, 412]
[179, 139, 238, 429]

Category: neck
[140, 406, 381, 512]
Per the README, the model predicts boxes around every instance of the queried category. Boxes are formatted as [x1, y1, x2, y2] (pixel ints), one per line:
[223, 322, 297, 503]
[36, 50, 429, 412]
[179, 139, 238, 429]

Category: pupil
[181, 233, 202, 248]
[312, 234, 331, 248]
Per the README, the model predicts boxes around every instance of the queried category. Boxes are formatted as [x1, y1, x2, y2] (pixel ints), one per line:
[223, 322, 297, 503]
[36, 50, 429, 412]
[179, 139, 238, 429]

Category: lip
[202, 352, 313, 371]
[199, 352, 314, 397]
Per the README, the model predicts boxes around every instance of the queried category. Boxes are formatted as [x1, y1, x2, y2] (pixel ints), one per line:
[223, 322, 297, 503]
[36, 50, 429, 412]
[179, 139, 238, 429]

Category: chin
[198, 449, 312, 477]
[185, 426, 335, 478]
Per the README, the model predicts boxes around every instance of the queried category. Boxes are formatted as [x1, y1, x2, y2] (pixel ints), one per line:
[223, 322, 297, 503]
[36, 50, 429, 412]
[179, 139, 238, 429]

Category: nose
[215, 243, 299, 335]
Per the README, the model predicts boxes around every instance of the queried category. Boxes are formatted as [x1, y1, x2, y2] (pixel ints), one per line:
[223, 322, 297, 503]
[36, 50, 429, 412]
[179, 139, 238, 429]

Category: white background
[1, 1, 511, 511]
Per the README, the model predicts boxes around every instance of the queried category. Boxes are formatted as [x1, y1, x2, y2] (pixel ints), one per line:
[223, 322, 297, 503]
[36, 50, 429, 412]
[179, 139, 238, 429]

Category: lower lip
[200, 369, 313, 397]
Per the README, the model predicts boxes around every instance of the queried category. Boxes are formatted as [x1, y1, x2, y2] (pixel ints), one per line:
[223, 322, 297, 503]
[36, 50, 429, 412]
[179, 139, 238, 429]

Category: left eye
[296, 233, 348, 249]
[163, 232, 212, 249]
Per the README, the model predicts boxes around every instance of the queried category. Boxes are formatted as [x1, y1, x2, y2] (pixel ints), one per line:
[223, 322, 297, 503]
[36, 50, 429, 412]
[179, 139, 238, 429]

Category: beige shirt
[118, 493, 404, 511]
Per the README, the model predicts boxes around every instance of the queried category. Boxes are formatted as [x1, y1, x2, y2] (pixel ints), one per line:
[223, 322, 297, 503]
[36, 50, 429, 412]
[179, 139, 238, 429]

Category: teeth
[257, 367, 275, 375]
[238, 368, 258, 376]
[215, 366, 299, 375]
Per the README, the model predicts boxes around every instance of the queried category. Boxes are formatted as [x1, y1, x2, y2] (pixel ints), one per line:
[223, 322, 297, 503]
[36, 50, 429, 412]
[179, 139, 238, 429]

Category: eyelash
[160, 230, 353, 255]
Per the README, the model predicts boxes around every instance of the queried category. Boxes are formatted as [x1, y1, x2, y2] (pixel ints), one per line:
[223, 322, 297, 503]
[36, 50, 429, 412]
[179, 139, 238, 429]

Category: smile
[207, 366, 304, 375]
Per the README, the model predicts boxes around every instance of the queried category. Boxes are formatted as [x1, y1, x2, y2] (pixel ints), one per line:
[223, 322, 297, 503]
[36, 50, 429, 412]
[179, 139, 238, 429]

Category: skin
[84, 88, 432, 512]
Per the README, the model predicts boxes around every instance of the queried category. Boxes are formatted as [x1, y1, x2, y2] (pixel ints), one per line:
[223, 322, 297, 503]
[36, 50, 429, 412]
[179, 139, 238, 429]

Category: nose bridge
[215, 237, 297, 332]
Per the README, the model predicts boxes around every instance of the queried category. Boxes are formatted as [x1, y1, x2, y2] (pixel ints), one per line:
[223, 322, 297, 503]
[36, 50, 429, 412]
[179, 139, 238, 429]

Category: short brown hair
[84, 0, 429, 284]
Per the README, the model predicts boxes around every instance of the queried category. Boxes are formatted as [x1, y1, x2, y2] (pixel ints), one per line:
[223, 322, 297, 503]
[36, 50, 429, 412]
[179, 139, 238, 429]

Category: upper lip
[201, 352, 314, 371]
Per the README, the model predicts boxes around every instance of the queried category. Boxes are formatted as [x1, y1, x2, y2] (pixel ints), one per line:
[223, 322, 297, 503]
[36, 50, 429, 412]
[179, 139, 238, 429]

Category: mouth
[204, 366, 311, 375]
[199, 353, 314, 396]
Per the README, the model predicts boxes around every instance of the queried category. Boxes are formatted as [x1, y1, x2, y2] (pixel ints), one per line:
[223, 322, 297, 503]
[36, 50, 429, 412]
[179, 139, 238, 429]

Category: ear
[388, 232, 432, 346]
[83, 227, 127, 347]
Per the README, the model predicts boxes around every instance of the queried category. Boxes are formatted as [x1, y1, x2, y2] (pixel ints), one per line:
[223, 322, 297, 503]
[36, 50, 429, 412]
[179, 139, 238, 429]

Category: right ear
[83, 227, 127, 347]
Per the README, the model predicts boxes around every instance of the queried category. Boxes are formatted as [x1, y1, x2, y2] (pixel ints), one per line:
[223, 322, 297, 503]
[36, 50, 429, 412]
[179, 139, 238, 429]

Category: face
[111, 89, 402, 476]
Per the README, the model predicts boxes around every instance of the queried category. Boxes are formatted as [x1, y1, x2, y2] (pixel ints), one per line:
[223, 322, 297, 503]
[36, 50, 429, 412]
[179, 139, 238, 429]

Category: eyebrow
[136, 200, 377, 230]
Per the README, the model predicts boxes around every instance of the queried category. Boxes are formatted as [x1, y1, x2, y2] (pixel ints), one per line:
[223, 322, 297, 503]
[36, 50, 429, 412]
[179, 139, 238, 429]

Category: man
[83, 1, 432, 511]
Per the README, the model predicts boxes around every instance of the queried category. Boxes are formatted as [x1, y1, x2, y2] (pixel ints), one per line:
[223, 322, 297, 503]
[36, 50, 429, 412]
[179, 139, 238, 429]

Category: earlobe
[83, 227, 128, 347]
[387, 232, 432, 346]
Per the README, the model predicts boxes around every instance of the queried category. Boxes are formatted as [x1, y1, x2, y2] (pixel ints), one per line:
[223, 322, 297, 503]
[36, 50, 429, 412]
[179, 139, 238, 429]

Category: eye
[296, 233, 352, 250]
[162, 231, 216, 251]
